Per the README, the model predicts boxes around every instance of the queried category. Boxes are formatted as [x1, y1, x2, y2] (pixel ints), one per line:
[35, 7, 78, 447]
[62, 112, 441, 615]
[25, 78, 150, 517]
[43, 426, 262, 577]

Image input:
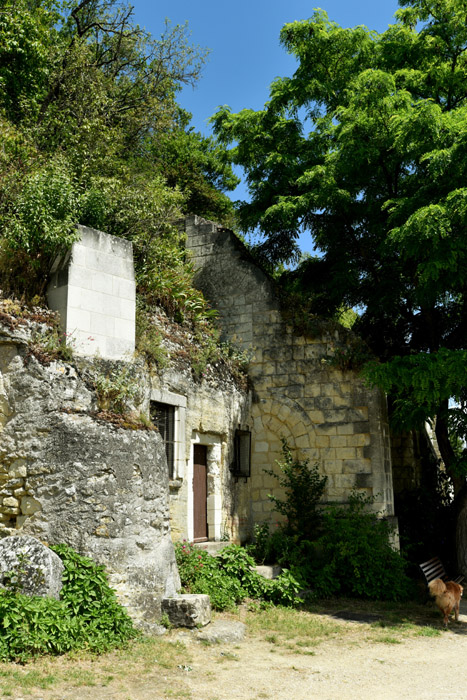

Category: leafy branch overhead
[0, 0, 237, 312]
[212, 0, 467, 486]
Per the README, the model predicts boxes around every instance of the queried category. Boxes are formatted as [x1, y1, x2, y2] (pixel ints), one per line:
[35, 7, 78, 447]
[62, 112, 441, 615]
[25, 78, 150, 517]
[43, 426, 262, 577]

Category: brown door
[193, 444, 208, 542]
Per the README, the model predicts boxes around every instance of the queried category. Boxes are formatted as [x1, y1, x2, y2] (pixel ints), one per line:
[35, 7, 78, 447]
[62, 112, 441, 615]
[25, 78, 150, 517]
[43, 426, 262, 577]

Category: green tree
[0, 0, 237, 298]
[212, 1, 467, 567]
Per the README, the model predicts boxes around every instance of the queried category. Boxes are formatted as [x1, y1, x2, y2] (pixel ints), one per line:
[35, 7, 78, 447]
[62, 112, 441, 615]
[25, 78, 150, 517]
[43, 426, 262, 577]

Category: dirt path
[6, 605, 467, 700]
[179, 627, 467, 700]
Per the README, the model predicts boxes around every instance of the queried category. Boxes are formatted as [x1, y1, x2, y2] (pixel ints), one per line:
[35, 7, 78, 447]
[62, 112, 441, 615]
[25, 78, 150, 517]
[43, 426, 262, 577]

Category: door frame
[188, 432, 223, 542]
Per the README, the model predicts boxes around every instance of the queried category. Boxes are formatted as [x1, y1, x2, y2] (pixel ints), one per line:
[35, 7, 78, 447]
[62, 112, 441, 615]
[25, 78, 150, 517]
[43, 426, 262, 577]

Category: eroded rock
[0, 535, 64, 599]
[161, 594, 211, 628]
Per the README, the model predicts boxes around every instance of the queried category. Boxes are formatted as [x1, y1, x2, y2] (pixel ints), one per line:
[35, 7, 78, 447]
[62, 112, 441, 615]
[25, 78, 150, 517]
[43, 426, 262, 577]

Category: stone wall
[0, 321, 178, 626]
[183, 215, 395, 540]
[150, 367, 251, 543]
[47, 225, 136, 360]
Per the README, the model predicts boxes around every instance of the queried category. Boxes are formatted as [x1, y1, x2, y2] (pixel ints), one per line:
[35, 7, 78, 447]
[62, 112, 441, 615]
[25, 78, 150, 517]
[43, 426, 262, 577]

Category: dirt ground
[5, 601, 467, 700]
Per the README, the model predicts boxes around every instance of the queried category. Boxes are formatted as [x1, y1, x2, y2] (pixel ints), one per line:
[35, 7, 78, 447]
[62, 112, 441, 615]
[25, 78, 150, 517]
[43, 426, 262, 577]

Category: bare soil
[4, 601, 467, 700]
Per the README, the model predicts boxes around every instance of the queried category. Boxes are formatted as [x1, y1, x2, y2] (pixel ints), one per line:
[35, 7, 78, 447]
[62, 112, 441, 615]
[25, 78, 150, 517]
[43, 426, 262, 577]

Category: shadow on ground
[305, 596, 467, 635]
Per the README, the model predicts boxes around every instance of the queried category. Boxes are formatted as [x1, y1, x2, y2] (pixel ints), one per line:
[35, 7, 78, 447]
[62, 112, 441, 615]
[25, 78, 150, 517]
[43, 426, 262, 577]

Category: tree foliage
[0, 0, 237, 305]
[212, 0, 467, 483]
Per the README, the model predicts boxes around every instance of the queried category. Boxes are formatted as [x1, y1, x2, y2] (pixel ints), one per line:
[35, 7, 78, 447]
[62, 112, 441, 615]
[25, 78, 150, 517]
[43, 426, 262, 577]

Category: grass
[0, 637, 192, 698]
[243, 596, 445, 653]
[0, 597, 452, 698]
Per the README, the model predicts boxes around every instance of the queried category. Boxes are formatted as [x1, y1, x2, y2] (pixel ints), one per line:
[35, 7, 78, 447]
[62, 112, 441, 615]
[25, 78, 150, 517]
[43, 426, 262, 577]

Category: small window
[231, 430, 251, 478]
[150, 402, 175, 478]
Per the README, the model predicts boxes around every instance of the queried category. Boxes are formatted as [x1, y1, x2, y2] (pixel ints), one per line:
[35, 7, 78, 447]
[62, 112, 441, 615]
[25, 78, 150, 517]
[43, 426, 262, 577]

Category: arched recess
[248, 397, 319, 526]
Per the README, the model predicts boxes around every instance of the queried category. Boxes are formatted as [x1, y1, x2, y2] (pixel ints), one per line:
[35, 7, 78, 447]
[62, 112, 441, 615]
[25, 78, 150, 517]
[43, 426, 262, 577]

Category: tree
[212, 1, 467, 567]
[0, 0, 237, 298]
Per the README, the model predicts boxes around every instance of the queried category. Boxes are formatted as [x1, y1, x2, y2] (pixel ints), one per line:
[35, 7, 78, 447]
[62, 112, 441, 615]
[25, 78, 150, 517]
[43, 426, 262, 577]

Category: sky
[131, 0, 401, 250]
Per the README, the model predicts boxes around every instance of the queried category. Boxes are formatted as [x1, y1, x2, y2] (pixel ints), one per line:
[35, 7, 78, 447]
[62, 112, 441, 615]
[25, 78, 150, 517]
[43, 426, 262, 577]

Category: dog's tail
[428, 577, 446, 597]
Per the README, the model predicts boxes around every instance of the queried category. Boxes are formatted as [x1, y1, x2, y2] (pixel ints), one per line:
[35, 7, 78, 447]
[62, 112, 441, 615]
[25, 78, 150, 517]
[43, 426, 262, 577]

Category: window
[150, 402, 175, 478]
[231, 429, 251, 478]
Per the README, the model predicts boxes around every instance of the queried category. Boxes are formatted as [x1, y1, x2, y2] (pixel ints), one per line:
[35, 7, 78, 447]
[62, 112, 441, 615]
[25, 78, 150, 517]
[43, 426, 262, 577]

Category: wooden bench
[419, 556, 464, 586]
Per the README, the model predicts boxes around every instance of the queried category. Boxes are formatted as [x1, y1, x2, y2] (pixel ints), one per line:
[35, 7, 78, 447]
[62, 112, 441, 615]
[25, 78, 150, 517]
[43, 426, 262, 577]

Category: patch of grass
[0, 636, 191, 698]
[247, 605, 339, 650]
[416, 626, 441, 638]
[247, 597, 446, 651]
[374, 636, 402, 644]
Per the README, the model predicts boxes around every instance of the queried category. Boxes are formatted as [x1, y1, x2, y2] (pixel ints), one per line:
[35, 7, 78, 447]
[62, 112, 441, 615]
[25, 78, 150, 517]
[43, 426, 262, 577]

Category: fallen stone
[0, 535, 64, 599]
[161, 594, 211, 628]
[196, 620, 246, 644]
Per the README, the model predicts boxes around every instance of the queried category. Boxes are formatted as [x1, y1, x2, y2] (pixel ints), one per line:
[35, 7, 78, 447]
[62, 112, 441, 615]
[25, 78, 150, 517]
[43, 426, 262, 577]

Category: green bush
[0, 545, 138, 662]
[265, 438, 327, 540]
[174, 541, 303, 610]
[52, 544, 137, 646]
[253, 441, 410, 602]
[310, 494, 411, 601]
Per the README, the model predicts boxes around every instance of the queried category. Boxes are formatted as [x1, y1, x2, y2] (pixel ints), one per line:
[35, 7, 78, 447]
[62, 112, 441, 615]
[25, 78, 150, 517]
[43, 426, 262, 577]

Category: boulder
[0, 535, 64, 599]
[161, 594, 211, 628]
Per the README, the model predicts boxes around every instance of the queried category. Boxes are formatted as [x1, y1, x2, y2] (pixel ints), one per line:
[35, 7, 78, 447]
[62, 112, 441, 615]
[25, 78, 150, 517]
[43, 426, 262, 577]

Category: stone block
[0, 535, 64, 599]
[323, 459, 343, 474]
[197, 620, 246, 644]
[315, 435, 330, 448]
[255, 565, 282, 579]
[348, 433, 371, 447]
[330, 435, 348, 448]
[161, 594, 211, 628]
[335, 447, 357, 460]
[336, 424, 354, 436]
[2, 496, 19, 508]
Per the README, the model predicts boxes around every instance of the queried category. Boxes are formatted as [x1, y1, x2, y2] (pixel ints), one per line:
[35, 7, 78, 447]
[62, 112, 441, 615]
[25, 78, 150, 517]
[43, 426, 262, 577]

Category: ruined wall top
[47, 225, 136, 360]
[183, 214, 279, 351]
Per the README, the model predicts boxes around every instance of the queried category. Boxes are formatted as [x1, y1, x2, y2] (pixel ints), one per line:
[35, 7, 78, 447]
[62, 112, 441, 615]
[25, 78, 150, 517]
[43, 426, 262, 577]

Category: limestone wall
[47, 225, 135, 360]
[149, 367, 251, 543]
[184, 215, 395, 540]
[0, 322, 178, 626]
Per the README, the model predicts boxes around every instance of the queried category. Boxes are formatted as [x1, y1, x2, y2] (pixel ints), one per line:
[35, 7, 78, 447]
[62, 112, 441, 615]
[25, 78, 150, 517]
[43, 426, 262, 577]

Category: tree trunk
[455, 485, 467, 578]
[435, 410, 467, 575]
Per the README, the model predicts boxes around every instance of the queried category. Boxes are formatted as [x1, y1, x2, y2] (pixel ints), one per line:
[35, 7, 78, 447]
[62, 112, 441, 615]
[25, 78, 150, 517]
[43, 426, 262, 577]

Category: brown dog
[428, 578, 463, 628]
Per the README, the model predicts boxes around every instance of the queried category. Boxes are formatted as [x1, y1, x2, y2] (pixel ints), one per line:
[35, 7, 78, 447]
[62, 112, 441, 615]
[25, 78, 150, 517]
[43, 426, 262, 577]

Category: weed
[264, 438, 327, 541]
[92, 363, 143, 414]
[135, 305, 168, 368]
[0, 544, 138, 662]
[28, 324, 75, 364]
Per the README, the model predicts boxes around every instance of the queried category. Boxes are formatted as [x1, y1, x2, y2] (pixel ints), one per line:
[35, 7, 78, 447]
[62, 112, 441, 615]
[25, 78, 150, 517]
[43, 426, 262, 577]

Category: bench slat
[420, 556, 464, 586]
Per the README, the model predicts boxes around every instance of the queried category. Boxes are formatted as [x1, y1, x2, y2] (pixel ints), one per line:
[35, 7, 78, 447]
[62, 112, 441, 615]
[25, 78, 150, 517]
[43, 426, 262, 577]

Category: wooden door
[193, 444, 208, 542]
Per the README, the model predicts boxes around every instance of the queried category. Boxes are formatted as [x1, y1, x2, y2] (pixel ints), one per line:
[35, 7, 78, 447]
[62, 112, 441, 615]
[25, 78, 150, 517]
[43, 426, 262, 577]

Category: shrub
[310, 493, 411, 601]
[265, 438, 327, 540]
[175, 541, 243, 610]
[52, 545, 137, 648]
[0, 545, 138, 662]
[174, 541, 303, 610]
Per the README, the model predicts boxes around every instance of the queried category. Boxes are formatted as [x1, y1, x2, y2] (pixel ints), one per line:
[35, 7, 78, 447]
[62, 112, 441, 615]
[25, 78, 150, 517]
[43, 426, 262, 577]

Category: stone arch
[249, 399, 319, 526]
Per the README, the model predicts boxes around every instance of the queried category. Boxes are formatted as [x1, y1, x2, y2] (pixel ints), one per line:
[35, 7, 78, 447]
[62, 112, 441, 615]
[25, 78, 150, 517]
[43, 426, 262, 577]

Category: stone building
[181, 215, 396, 542]
[0, 217, 399, 611]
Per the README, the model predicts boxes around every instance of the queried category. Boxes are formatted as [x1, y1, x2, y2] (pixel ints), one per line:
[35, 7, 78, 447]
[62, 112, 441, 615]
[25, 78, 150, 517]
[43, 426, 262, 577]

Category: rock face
[0, 323, 180, 625]
[0, 535, 64, 599]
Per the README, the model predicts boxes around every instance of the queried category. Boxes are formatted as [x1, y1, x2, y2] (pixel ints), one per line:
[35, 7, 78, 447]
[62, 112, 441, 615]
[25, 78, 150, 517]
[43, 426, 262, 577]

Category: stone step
[193, 540, 231, 556]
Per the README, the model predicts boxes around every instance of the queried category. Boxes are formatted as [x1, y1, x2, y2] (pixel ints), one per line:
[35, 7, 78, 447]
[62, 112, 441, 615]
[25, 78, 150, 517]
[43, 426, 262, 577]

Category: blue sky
[132, 1, 401, 249]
